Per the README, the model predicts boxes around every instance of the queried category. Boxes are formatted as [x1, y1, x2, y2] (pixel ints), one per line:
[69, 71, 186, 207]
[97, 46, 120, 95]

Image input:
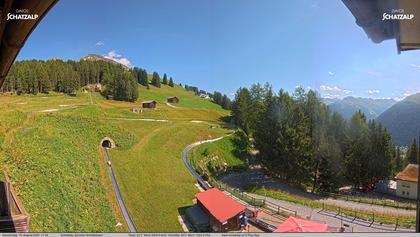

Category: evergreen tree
[162, 73, 168, 85]
[169, 77, 174, 87]
[221, 94, 231, 109]
[151, 72, 161, 88]
[394, 146, 403, 173]
[232, 88, 253, 134]
[407, 138, 418, 164]
[3, 58, 139, 102]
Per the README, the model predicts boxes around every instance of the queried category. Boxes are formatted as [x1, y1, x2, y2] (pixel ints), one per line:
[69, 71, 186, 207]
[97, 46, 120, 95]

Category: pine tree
[151, 72, 161, 88]
[162, 73, 168, 85]
[232, 88, 253, 134]
[394, 146, 403, 173]
[407, 138, 418, 164]
[169, 77, 174, 87]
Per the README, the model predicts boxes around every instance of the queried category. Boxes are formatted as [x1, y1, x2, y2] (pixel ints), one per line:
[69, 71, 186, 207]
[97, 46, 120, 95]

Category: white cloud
[321, 93, 340, 99]
[409, 63, 420, 69]
[367, 89, 380, 94]
[319, 85, 352, 94]
[103, 50, 132, 68]
[393, 91, 413, 101]
[95, 41, 104, 46]
[328, 71, 334, 76]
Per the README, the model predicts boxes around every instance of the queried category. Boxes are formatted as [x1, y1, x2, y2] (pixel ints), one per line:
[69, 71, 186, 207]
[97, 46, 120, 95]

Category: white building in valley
[395, 164, 418, 200]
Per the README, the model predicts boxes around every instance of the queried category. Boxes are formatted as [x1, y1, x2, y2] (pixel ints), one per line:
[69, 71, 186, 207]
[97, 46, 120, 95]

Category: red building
[196, 188, 246, 232]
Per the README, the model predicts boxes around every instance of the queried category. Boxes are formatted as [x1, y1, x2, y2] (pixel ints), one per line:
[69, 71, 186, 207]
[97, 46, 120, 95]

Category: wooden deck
[0, 171, 29, 232]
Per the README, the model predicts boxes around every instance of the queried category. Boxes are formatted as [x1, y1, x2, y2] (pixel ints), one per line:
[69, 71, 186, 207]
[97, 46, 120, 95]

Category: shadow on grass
[177, 205, 193, 216]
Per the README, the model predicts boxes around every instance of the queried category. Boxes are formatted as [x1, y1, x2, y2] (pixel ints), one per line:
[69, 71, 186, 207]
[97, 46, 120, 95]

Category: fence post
[277, 206, 280, 214]
[395, 218, 398, 231]
[369, 213, 374, 227]
[335, 207, 341, 217]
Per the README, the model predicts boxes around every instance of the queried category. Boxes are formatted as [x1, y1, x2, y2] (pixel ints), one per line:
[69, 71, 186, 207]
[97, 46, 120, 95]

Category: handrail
[3, 171, 27, 216]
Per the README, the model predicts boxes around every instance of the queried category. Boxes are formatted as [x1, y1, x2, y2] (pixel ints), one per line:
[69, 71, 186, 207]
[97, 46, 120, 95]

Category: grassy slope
[0, 93, 136, 231]
[189, 132, 250, 175]
[108, 121, 230, 232]
[138, 84, 227, 112]
[94, 84, 229, 122]
[0, 84, 232, 232]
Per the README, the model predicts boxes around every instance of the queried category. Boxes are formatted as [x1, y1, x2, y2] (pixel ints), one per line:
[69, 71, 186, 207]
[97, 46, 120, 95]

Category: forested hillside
[231, 84, 398, 191]
[1, 56, 232, 109]
[377, 93, 420, 145]
[2, 58, 138, 101]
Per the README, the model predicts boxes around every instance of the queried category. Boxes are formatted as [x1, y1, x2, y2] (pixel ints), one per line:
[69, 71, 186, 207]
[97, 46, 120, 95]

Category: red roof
[196, 188, 245, 223]
[395, 164, 418, 182]
[274, 217, 328, 232]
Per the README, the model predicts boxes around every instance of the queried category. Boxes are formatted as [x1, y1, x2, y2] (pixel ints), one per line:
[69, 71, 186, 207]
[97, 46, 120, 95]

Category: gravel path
[245, 192, 412, 232]
[221, 171, 415, 217]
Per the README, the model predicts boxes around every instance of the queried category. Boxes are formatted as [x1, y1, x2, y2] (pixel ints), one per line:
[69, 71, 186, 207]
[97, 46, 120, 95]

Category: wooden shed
[196, 188, 246, 232]
[167, 96, 179, 103]
[142, 100, 157, 109]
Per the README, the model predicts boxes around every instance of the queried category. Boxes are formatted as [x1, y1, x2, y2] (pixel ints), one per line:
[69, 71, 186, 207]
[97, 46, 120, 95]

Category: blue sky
[17, 0, 420, 100]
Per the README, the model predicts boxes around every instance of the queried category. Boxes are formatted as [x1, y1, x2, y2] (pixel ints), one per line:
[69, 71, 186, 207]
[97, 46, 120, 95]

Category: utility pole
[416, 133, 420, 232]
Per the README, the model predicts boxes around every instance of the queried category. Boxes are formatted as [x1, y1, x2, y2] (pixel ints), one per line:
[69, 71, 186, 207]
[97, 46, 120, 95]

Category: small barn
[167, 96, 179, 103]
[142, 100, 157, 109]
[195, 188, 246, 232]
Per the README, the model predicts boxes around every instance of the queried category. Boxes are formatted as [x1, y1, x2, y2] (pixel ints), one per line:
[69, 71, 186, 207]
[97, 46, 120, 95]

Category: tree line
[3, 58, 232, 110]
[184, 84, 231, 109]
[232, 83, 398, 192]
[132, 68, 175, 89]
[3, 59, 139, 101]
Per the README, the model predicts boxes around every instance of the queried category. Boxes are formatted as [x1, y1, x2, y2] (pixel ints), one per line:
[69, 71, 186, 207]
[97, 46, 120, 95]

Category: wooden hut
[142, 100, 157, 109]
[196, 188, 245, 232]
[167, 96, 179, 103]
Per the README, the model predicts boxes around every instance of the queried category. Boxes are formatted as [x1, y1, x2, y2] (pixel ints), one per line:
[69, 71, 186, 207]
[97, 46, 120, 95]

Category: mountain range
[377, 93, 420, 146]
[325, 96, 396, 121]
[324, 94, 420, 146]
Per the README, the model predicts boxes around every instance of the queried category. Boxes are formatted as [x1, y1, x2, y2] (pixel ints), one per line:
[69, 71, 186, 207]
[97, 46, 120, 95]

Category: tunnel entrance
[100, 137, 116, 149]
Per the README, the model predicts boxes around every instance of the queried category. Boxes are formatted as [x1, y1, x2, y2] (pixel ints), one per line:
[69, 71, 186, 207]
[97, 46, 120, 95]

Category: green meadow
[0, 84, 232, 232]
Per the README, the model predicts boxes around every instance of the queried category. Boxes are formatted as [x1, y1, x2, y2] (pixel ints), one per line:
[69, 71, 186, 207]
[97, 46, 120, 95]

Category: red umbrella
[274, 216, 328, 232]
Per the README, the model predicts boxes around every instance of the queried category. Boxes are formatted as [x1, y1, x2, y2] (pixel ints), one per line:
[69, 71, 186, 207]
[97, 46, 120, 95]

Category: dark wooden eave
[0, 0, 58, 87]
[342, 0, 420, 53]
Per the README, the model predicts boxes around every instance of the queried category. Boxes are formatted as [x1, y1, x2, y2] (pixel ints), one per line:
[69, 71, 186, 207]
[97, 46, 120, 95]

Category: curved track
[182, 134, 232, 190]
[103, 147, 137, 232]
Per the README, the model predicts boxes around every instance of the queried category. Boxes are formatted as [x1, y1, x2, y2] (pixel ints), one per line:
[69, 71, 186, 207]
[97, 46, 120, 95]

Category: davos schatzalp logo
[382, 9, 414, 21]
[6, 9, 38, 21]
